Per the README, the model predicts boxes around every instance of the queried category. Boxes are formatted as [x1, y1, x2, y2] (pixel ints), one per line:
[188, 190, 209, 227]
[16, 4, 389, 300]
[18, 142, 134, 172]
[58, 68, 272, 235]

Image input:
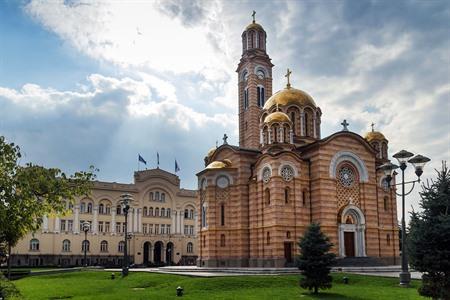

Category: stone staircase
[334, 257, 390, 267]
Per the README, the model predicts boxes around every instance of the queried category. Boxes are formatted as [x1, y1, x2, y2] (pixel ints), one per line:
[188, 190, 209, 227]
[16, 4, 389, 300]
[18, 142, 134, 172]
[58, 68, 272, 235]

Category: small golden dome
[264, 111, 291, 124]
[206, 147, 216, 158]
[263, 86, 316, 110]
[365, 131, 386, 142]
[246, 22, 264, 31]
[206, 159, 232, 169]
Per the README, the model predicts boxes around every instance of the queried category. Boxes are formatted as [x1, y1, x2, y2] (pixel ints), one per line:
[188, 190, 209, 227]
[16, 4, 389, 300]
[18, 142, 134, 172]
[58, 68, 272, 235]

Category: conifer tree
[297, 222, 336, 294]
[408, 162, 450, 299]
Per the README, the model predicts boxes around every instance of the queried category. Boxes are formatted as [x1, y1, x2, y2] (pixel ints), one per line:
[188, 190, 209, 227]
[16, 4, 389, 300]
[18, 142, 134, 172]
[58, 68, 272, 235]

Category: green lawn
[13, 271, 425, 300]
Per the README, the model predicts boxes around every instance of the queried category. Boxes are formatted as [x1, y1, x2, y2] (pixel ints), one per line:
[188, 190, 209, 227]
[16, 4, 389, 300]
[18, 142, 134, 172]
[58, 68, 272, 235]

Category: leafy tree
[408, 162, 450, 300]
[0, 136, 96, 279]
[297, 222, 336, 294]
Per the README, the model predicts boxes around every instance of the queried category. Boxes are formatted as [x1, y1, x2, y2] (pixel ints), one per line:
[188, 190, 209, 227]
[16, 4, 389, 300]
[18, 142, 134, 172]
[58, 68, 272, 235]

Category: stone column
[260, 129, 263, 145]
[137, 208, 142, 233]
[149, 246, 154, 263]
[268, 128, 272, 144]
[300, 112, 305, 136]
[133, 208, 138, 232]
[279, 127, 283, 143]
[313, 115, 317, 138]
[93, 206, 98, 234]
[174, 211, 178, 234]
[111, 210, 116, 235]
[74, 205, 80, 234]
[54, 217, 60, 233]
[289, 129, 294, 144]
[43, 215, 49, 233]
[177, 211, 182, 233]
[180, 213, 185, 235]
[194, 212, 198, 235]
[128, 210, 132, 233]
[161, 245, 166, 263]
[171, 212, 176, 234]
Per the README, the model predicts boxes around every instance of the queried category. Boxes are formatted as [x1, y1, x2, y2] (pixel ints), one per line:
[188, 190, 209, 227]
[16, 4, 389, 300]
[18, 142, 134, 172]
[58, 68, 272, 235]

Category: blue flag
[138, 154, 147, 164]
[175, 159, 180, 172]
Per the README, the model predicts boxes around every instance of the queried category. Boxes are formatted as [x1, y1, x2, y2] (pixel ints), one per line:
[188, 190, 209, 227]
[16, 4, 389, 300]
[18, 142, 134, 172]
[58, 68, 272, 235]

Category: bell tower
[237, 11, 273, 149]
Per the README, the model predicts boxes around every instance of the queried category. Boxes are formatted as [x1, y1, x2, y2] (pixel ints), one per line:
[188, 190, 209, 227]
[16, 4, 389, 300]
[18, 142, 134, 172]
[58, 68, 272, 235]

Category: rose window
[262, 167, 271, 183]
[281, 165, 294, 182]
[338, 167, 355, 187]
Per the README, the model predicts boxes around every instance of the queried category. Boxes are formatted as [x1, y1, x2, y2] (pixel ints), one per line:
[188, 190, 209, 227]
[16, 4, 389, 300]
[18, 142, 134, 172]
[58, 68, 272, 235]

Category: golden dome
[365, 131, 386, 142]
[246, 22, 264, 31]
[264, 111, 291, 124]
[206, 147, 216, 158]
[263, 86, 316, 110]
[206, 159, 232, 169]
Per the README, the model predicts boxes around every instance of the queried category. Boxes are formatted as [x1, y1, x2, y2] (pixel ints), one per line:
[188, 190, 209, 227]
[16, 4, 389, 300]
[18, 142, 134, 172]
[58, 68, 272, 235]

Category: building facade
[11, 168, 198, 267]
[197, 18, 399, 267]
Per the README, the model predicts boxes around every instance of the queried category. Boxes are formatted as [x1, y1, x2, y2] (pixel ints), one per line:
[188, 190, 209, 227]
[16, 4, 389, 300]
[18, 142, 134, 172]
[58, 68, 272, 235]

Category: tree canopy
[297, 222, 336, 294]
[408, 162, 450, 299]
[0, 136, 96, 275]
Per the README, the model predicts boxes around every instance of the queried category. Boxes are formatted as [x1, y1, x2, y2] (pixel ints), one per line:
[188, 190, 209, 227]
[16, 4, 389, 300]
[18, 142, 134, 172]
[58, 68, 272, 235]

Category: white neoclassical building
[11, 168, 198, 267]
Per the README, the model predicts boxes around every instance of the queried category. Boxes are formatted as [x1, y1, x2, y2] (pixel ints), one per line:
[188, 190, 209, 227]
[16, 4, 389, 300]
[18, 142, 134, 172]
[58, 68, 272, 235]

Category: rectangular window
[184, 225, 188, 235]
[166, 225, 171, 235]
[67, 220, 73, 232]
[160, 224, 165, 235]
[143, 223, 147, 234]
[79, 220, 84, 232]
[60, 220, 66, 231]
[189, 225, 194, 235]
[155, 224, 159, 235]
[149, 224, 153, 234]
[122, 223, 126, 233]
[221, 204, 225, 226]
[116, 222, 121, 233]
[98, 221, 103, 233]
[105, 222, 110, 233]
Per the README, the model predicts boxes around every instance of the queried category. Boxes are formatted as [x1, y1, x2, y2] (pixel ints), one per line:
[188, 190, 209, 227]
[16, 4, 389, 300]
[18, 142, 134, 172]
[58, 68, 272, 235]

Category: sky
[0, 0, 449, 222]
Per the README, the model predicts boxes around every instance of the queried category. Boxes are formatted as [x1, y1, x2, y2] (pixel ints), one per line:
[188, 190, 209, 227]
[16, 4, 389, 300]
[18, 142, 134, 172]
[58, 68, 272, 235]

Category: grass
[13, 271, 425, 300]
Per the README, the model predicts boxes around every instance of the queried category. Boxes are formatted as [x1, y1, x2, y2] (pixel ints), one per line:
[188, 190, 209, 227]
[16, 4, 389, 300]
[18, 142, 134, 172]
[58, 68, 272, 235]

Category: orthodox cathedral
[196, 16, 398, 267]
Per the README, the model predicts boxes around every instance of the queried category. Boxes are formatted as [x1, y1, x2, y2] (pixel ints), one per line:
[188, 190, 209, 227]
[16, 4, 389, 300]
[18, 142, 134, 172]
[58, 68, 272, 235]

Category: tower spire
[371, 122, 375, 132]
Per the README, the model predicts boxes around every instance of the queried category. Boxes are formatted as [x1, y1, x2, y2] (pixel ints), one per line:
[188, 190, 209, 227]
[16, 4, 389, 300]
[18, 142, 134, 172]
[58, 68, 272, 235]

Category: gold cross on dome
[371, 122, 375, 132]
[252, 10, 256, 23]
[285, 68, 292, 88]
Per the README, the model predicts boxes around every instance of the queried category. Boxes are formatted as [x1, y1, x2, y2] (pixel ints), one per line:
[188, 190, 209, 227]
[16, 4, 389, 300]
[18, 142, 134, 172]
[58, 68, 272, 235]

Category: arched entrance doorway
[154, 241, 163, 265]
[166, 242, 174, 265]
[143, 242, 151, 266]
[338, 205, 366, 257]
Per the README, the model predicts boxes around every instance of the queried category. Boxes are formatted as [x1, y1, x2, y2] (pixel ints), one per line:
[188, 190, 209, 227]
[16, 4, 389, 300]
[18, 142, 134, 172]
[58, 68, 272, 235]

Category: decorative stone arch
[198, 176, 208, 190]
[211, 172, 234, 186]
[277, 161, 299, 177]
[141, 183, 175, 204]
[258, 163, 273, 182]
[240, 68, 249, 82]
[253, 65, 269, 78]
[329, 151, 369, 182]
[338, 205, 366, 257]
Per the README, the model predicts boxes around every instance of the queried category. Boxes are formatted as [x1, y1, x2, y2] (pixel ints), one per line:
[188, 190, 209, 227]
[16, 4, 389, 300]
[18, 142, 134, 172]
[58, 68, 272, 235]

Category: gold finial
[252, 10, 256, 23]
[285, 68, 292, 88]
[371, 122, 375, 132]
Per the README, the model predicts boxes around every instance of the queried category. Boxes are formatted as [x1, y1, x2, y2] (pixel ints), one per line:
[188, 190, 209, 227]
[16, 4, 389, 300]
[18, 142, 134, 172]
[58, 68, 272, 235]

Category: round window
[280, 165, 294, 182]
[262, 167, 271, 183]
[216, 176, 230, 188]
[257, 70, 265, 80]
[338, 167, 355, 187]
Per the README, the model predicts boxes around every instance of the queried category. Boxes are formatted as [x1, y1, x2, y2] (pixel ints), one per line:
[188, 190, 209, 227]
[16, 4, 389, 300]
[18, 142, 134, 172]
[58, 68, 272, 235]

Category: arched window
[257, 86, 265, 107]
[161, 208, 165, 217]
[220, 234, 226, 247]
[287, 231, 291, 239]
[149, 207, 153, 217]
[258, 31, 264, 49]
[265, 188, 270, 205]
[116, 205, 121, 215]
[190, 209, 194, 219]
[155, 192, 160, 201]
[105, 205, 110, 215]
[221, 204, 225, 226]
[155, 208, 159, 217]
[143, 206, 148, 217]
[244, 87, 249, 110]
[284, 187, 290, 204]
[249, 31, 254, 48]
[80, 202, 86, 213]
[242, 33, 247, 52]
[384, 197, 389, 211]
[161, 193, 165, 202]
[167, 208, 171, 217]
[118, 241, 125, 253]
[62, 239, 71, 252]
[290, 112, 296, 134]
[387, 234, 391, 246]
[150, 192, 154, 201]
[100, 240, 108, 252]
[187, 242, 193, 253]
[30, 239, 39, 251]
[184, 209, 189, 218]
[99, 204, 104, 214]
[87, 203, 93, 214]
[304, 112, 309, 136]
[266, 232, 270, 245]
[382, 142, 388, 159]
[201, 205, 207, 228]
[82, 240, 90, 252]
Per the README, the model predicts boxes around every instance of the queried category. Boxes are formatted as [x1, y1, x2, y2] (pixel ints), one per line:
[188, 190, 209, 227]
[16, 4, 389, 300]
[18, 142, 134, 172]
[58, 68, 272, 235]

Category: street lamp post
[120, 193, 133, 277]
[378, 150, 430, 287]
[82, 221, 90, 267]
